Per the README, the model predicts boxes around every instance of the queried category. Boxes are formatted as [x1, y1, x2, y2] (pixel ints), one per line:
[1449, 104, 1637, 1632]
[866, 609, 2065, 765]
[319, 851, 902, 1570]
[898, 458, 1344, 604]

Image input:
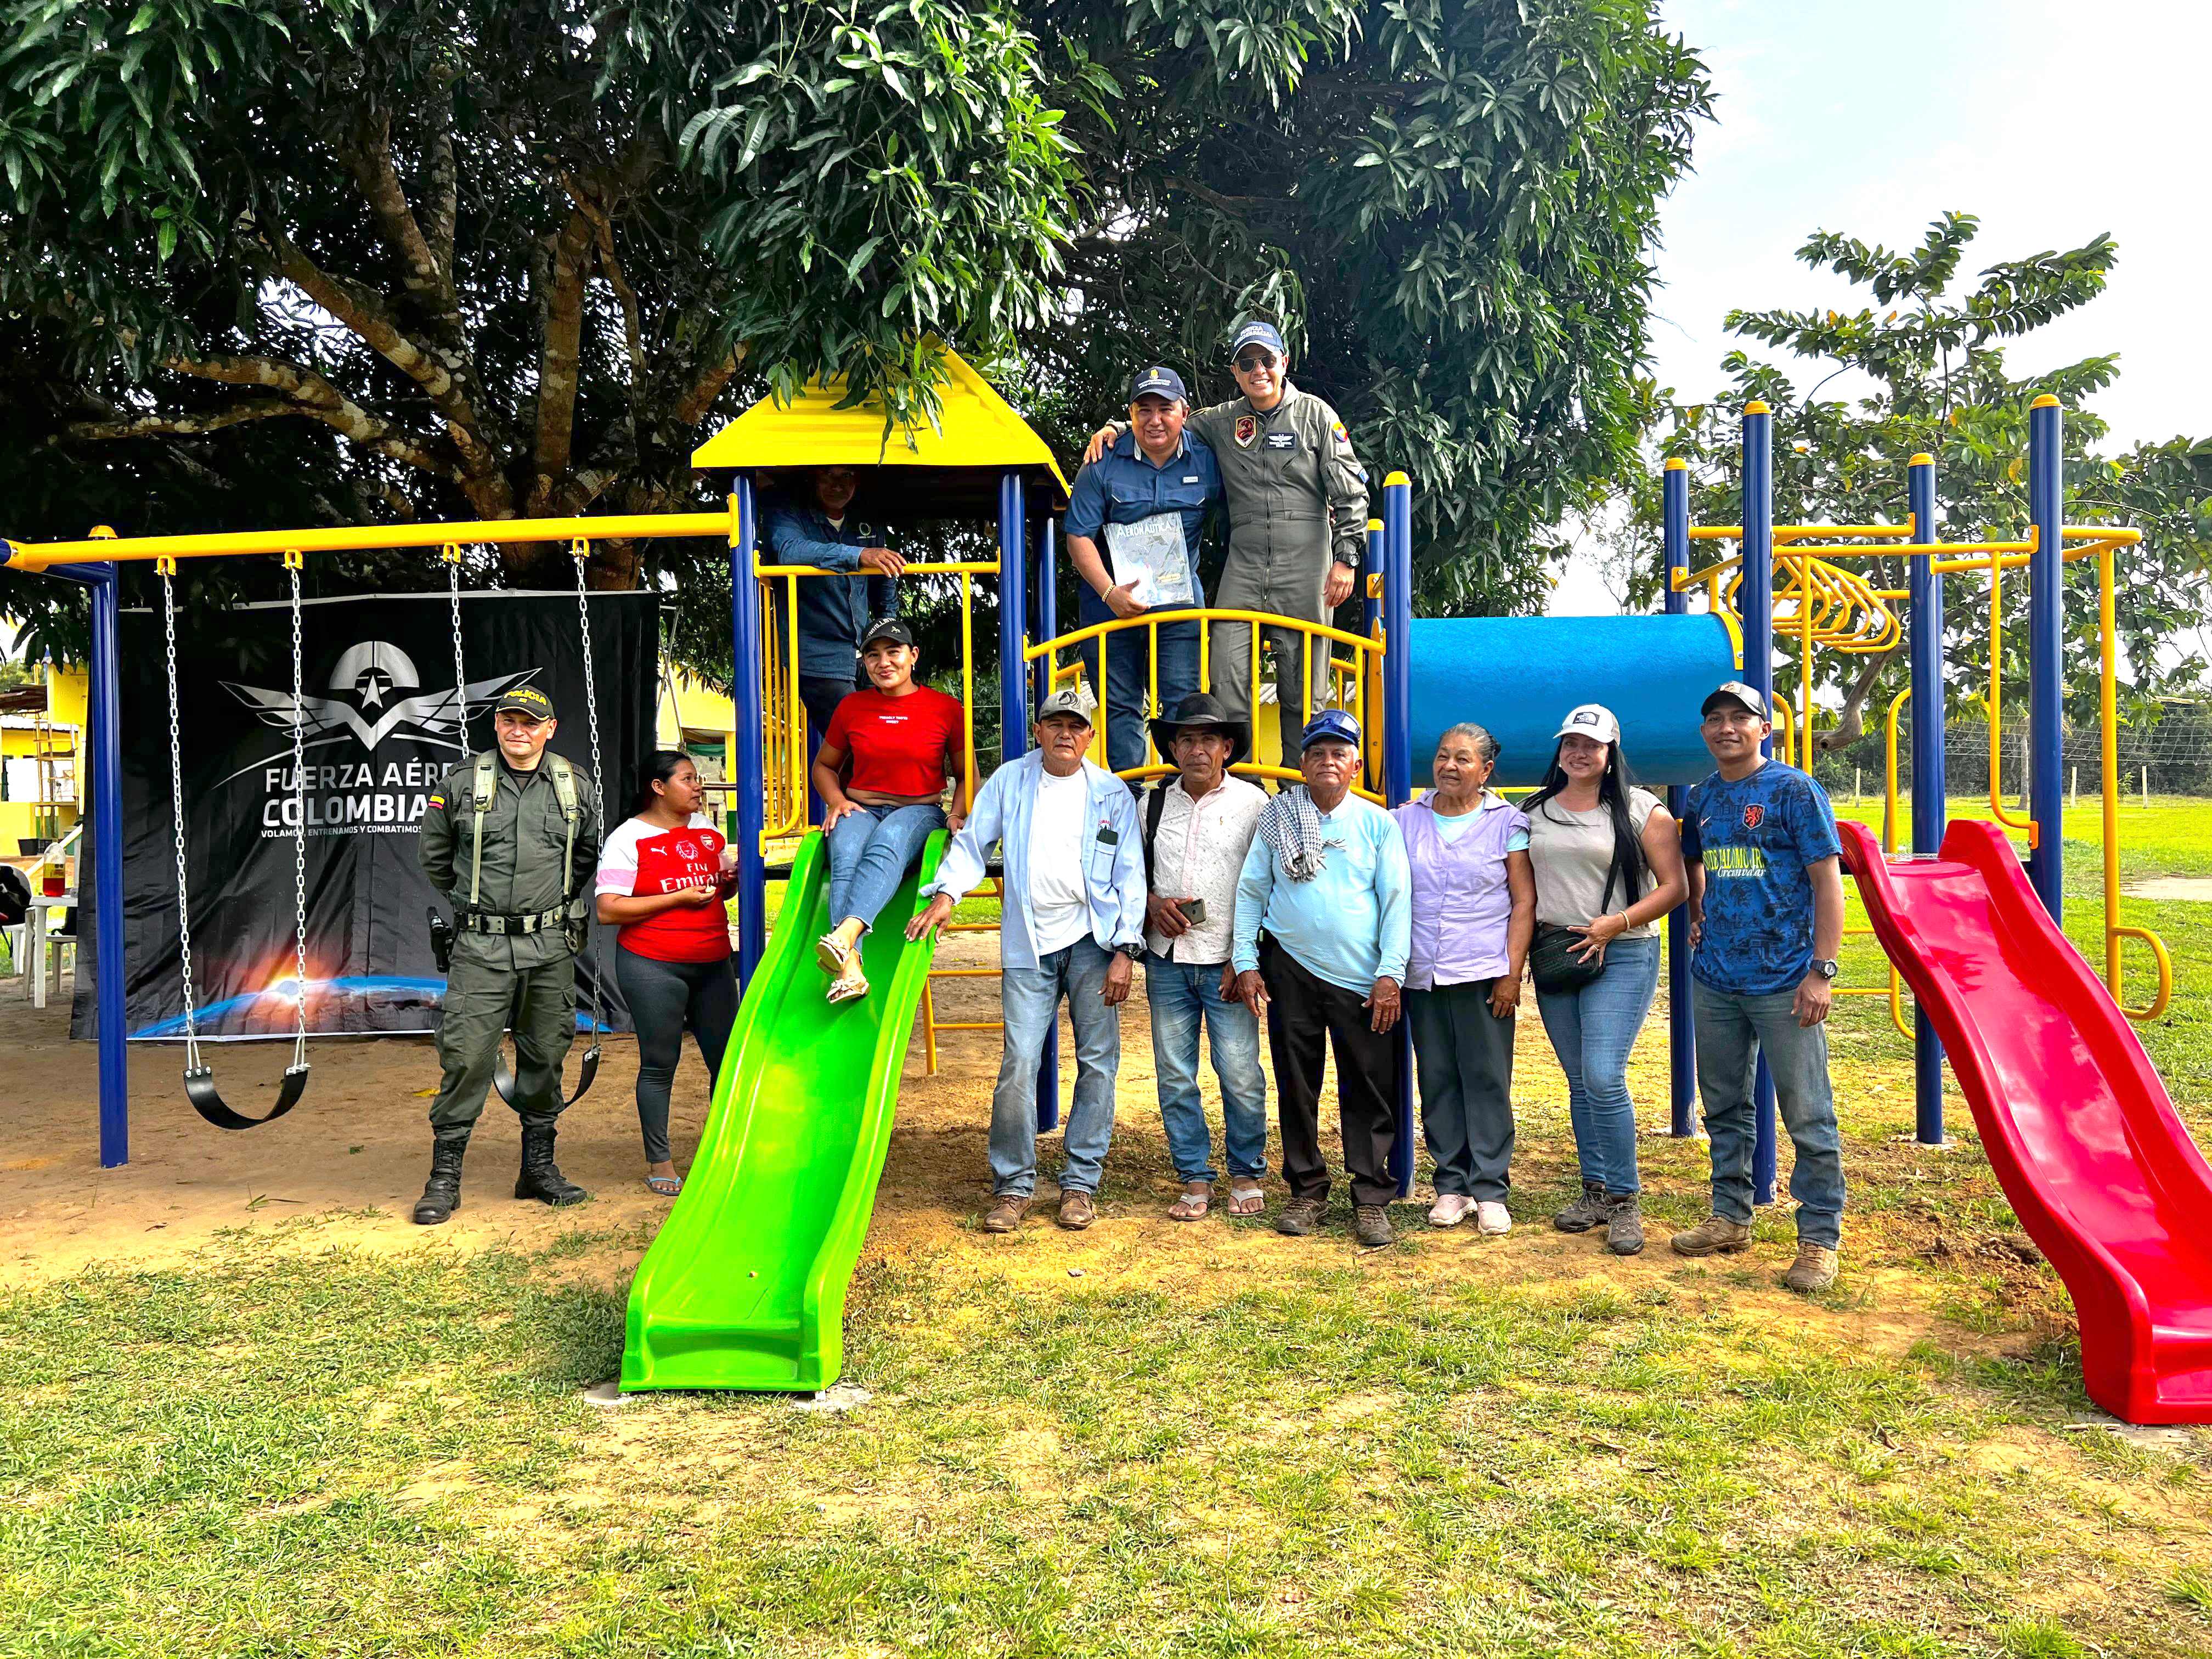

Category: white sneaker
[1474, 1200, 1513, 1235]
[1427, 1193, 1475, 1228]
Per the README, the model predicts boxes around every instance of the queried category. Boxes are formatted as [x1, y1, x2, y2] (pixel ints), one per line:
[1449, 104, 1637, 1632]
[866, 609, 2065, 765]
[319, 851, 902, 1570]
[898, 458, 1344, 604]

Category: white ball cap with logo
[1553, 703, 1620, 746]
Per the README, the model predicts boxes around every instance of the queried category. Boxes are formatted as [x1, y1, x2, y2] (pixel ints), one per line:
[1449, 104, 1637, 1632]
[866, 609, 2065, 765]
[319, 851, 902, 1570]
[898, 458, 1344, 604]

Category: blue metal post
[1741, 402, 1779, 1205]
[1907, 453, 1947, 1144]
[2027, 396, 2065, 921]
[1030, 506, 1060, 1132]
[730, 483, 766, 986]
[1035, 517, 1058, 713]
[1381, 473, 1415, 1198]
[996, 472, 1055, 1132]
[1662, 459, 1697, 1138]
[51, 559, 129, 1167]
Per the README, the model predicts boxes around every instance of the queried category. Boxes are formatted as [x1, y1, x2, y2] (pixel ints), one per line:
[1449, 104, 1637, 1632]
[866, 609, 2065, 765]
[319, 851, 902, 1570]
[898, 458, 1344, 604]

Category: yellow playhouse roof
[690, 349, 1069, 509]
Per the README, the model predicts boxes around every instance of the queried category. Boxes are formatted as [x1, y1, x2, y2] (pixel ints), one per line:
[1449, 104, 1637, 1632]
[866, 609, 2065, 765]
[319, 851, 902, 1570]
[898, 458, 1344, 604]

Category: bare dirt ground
[0, 932, 2015, 1370]
[2124, 876, 2212, 901]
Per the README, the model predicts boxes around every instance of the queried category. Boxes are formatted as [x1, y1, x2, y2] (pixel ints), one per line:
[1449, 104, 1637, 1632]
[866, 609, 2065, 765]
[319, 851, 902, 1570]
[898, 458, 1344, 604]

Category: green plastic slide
[619, 827, 945, 1393]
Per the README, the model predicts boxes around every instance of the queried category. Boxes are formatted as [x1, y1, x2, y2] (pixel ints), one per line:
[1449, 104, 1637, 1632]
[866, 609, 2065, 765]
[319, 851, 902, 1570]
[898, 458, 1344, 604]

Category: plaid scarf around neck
[1257, 785, 1328, 882]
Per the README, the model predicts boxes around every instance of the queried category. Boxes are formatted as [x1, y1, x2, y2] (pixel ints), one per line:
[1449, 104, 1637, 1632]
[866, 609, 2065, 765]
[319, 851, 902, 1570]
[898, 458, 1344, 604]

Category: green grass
[3, 801, 2208, 1657]
[3, 1235, 2208, 1658]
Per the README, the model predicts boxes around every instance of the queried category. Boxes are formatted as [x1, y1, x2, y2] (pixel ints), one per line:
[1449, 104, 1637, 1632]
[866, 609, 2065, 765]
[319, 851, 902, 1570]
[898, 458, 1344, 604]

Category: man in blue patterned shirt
[1673, 681, 1847, 1293]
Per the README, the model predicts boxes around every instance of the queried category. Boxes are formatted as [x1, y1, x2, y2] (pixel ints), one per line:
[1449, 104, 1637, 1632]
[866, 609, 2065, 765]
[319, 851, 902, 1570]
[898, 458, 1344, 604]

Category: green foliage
[1027, 0, 1712, 616]
[1606, 213, 2212, 744]
[0, 0, 1710, 674]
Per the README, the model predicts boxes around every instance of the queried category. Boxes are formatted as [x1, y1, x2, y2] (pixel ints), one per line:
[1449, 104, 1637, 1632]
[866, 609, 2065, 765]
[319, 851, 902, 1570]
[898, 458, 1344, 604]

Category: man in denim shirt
[1063, 365, 1224, 772]
[760, 466, 903, 732]
[910, 688, 1148, 1233]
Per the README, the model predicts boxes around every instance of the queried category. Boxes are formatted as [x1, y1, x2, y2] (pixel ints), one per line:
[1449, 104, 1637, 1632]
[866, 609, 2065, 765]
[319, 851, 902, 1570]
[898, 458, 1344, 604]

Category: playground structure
[2, 380, 2205, 1420]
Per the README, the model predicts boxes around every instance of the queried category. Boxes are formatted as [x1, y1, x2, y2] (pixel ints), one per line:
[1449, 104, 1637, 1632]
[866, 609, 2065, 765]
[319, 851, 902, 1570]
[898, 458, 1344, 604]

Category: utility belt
[460, 905, 571, 936]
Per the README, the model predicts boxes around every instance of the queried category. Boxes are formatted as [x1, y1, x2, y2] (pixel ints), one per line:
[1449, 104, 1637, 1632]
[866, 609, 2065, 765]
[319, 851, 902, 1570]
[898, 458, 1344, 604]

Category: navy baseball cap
[1230, 320, 1287, 360]
[1128, 365, 1188, 404]
[1300, 708, 1361, 751]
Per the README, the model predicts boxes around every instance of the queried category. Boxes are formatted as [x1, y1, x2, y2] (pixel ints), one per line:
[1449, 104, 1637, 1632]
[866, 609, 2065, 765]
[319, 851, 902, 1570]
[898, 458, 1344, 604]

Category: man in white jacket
[909, 688, 1148, 1232]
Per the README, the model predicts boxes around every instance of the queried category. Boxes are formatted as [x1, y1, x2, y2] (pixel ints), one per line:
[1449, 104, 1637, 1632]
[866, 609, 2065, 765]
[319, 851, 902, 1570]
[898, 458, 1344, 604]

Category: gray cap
[1035, 686, 1096, 726]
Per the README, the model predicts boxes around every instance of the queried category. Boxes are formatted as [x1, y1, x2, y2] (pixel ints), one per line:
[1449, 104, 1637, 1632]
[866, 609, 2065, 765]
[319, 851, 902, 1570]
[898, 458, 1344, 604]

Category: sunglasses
[1233, 351, 1279, 371]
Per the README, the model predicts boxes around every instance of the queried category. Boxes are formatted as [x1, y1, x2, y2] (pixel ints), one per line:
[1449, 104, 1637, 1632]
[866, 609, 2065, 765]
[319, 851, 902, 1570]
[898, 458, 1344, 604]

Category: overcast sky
[1550, 0, 2211, 611]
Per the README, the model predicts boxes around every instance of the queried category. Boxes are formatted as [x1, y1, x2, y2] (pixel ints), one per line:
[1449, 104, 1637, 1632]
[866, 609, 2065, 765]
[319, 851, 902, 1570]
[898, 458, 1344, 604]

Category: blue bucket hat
[1300, 708, 1361, 751]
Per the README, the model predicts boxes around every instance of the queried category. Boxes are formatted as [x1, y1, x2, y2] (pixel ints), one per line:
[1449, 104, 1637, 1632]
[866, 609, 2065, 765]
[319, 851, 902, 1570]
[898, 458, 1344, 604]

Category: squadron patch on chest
[1234, 415, 1258, 448]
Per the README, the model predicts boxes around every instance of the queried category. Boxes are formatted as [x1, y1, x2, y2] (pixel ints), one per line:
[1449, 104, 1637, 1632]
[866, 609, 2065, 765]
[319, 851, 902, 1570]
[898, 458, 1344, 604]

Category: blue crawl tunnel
[1406, 614, 1737, 788]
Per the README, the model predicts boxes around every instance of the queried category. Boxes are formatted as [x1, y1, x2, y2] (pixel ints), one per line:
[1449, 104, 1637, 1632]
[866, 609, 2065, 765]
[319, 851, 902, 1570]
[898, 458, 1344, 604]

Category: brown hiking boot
[1353, 1204, 1396, 1248]
[982, 1195, 1031, 1234]
[1784, 1243, 1839, 1293]
[1057, 1190, 1096, 1231]
[1669, 1215, 1753, 1257]
[1276, 1197, 1325, 1237]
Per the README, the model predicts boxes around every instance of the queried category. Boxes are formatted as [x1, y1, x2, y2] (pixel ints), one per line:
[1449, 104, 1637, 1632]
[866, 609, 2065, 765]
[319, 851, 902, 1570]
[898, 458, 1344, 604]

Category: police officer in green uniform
[412, 684, 601, 1224]
[1086, 319, 1370, 766]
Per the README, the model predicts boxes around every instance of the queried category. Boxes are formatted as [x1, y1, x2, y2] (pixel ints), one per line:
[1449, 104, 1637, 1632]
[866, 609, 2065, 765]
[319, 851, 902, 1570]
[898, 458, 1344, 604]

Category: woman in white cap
[1521, 704, 1687, 1255]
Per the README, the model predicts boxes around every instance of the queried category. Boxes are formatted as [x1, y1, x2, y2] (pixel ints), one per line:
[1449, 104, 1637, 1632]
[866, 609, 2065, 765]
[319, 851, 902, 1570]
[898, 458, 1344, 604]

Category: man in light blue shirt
[760, 466, 902, 732]
[910, 688, 1148, 1233]
[1232, 709, 1411, 1246]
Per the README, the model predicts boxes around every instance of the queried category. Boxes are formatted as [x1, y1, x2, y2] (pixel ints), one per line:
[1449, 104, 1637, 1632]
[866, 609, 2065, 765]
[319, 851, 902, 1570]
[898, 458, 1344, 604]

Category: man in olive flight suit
[1089, 320, 1369, 766]
[413, 683, 601, 1224]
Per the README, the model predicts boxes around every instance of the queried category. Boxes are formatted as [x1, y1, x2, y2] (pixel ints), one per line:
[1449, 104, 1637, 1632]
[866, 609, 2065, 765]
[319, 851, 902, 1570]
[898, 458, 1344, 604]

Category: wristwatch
[1116, 942, 1145, 964]
[1811, 958, 1840, 980]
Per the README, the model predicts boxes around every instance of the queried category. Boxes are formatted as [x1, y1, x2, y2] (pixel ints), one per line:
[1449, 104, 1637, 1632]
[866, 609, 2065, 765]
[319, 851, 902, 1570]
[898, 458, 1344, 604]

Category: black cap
[861, 616, 915, 649]
[493, 684, 556, 721]
[1701, 680, 1768, 719]
[1147, 691, 1250, 769]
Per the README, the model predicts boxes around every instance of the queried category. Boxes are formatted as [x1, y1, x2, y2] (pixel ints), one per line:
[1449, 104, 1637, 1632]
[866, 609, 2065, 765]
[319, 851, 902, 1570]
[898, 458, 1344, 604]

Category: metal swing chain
[444, 543, 470, 747]
[159, 558, 202, 1073]
[286, 550, 310, 1072]
[572, 538, 606, 1039]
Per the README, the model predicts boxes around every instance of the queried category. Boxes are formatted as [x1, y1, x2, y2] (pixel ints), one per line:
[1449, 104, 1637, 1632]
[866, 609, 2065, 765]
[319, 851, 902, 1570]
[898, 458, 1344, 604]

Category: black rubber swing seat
[492, 1040, 601, 1109]
[184, 1060, 312, 1131]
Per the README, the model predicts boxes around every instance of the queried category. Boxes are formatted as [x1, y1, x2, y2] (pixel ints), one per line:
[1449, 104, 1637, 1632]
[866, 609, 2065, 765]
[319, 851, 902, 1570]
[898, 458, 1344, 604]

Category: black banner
[72, 589, 658, 1040]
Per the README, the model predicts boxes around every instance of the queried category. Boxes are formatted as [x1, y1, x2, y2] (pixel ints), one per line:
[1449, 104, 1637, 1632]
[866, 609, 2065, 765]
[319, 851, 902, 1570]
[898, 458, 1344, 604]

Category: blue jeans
[991, 937, 1121, 1197]
[1146, 953, 1268, 1183]
[1535, 933, 1660, 1196]
[826, 804, 945, 932]
[1077, 591, 1201, 773]
[1691, 977, 1846, 1246]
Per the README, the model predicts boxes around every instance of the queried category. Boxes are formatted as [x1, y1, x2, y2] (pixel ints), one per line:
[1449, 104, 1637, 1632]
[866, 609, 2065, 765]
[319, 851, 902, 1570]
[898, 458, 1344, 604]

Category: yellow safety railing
[754, 557, 995, 849]
[1027, 607, 1389, 797]
[1674, 518, 2172, 1023]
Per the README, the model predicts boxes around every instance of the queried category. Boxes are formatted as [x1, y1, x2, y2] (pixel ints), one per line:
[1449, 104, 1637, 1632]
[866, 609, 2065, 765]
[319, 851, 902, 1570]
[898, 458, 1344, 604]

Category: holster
[426, 906, 455, 974]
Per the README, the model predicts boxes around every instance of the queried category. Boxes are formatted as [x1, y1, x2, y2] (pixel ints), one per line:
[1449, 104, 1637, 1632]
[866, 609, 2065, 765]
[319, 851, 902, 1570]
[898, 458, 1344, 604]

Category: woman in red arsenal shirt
[812, 617, 969, 1003]
[595, 753, 738, 1195]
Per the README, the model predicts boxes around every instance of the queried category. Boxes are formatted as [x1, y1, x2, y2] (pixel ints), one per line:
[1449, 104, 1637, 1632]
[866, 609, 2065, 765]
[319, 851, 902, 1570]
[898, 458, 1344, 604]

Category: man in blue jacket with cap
[1063, 364, 1225, 771]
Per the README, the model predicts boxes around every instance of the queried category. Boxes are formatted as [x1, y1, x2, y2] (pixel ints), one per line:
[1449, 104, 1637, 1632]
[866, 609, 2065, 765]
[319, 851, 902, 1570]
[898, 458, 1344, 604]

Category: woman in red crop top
[595, 752, 738, 1195]
[811, 617, 969, 1004]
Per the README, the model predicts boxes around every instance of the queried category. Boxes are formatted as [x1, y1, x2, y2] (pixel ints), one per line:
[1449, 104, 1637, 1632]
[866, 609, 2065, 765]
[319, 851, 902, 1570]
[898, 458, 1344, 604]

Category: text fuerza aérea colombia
[256, 758, 445, 836]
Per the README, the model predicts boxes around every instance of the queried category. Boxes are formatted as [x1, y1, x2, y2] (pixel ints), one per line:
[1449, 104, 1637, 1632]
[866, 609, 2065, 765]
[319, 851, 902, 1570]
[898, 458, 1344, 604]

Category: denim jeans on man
[826, 803, 946, 932]
[1146, 952, 1267, 1184]
[1534, 933, 1660, 1196]
[1691, 977, 1846, 1245]
[991, 936, 1121, 1197]
[1077, 589, 1203, 773]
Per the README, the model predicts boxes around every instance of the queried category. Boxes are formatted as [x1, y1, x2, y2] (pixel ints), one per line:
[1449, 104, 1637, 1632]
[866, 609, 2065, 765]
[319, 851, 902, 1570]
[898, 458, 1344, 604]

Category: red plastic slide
[1838, 819, 2212, 1423]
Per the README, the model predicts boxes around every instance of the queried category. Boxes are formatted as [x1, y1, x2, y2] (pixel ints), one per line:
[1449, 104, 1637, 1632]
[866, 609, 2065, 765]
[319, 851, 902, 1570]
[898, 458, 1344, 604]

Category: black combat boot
[412, 1129, 470, 1225]
[515, 1118, 588, 1206]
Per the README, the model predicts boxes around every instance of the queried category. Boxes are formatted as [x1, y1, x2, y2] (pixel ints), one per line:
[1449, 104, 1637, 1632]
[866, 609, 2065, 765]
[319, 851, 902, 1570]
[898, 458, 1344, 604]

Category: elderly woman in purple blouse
[1392, 723, 1536, 1234]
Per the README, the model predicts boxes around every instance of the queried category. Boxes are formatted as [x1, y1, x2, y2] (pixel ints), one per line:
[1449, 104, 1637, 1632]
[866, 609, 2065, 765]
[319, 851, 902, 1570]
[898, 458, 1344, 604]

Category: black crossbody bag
[1530, 865, 1618, 996]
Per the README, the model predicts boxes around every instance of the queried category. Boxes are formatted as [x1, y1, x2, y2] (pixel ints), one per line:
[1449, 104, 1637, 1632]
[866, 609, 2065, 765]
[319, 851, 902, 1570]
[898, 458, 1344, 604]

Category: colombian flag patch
[427, 794, 445, 809]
